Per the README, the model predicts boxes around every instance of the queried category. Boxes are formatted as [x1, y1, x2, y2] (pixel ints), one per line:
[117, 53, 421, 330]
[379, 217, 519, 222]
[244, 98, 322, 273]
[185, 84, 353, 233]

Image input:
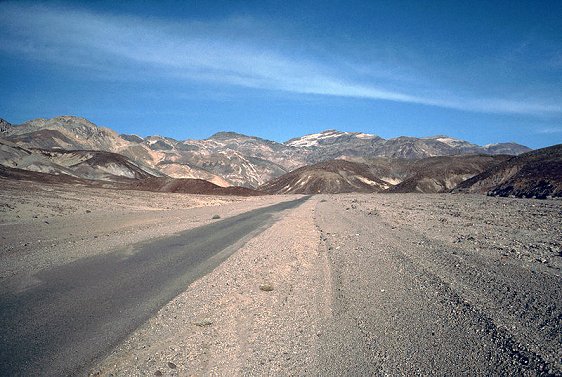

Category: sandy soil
[0, 180, 295, 280]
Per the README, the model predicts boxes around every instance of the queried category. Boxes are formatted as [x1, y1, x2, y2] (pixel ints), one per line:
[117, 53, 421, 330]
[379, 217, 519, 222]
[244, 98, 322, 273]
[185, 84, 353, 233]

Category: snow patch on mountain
[286, 130, 376, 147]
[423, 136, 476, 148]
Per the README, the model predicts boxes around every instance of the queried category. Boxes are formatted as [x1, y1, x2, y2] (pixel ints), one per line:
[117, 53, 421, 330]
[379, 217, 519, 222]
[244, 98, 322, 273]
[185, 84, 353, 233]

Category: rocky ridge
[286, 130, 531, 161]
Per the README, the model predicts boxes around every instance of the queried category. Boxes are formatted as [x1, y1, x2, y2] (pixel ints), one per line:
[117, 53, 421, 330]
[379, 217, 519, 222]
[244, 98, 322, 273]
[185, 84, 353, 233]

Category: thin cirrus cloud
[0, 2, 560, 117]
[538, 127, 562, 134]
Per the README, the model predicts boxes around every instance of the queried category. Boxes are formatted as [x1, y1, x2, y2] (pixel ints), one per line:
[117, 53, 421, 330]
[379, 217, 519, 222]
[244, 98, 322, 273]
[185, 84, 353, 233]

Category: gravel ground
[316, 194, 561, 376]
[2, 184, 560, 375]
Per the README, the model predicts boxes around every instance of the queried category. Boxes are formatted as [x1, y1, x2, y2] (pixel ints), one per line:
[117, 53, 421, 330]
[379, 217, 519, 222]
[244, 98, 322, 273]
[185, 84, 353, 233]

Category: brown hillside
[260, 160, 390, 194]
[387, 155, 510, 193]
[453, 144, 562, 199]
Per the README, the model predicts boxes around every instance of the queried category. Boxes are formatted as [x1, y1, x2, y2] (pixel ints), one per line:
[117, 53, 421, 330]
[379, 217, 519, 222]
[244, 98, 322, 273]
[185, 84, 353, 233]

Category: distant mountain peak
[28, 115, 97, 127]
[120, 134, 144, 143]
[482, 142, 531, 155]
[207, 131, 250, 140]
[20, 116, 105, 133]
[285, 129, 378, 148]
[421, 135, 478, 148]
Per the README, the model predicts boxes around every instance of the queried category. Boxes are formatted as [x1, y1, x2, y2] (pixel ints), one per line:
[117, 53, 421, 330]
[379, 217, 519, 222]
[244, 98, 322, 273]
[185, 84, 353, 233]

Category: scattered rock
[167, 362, 176, 369]
[154, 370, 163, 376]
[212, 214, 221, 219]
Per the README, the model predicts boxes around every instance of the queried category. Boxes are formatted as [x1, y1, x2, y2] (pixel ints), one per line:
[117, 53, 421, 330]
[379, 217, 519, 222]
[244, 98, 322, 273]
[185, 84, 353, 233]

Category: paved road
[0, 196, 308, 376]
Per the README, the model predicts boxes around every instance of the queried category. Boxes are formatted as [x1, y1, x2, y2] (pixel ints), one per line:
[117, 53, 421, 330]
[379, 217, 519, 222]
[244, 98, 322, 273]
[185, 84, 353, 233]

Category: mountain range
[0, 116, 531, 188]
[2, 115, 559, 198]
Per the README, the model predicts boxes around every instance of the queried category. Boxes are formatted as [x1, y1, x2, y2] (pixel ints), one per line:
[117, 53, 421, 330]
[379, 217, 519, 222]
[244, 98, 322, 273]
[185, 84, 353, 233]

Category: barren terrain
[0, 180, 294, 280]
[1, 182, 561, 375]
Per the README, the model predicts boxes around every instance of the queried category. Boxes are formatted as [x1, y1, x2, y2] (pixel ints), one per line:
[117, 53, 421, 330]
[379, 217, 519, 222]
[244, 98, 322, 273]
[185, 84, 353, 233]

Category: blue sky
[0, 0, 561, 148]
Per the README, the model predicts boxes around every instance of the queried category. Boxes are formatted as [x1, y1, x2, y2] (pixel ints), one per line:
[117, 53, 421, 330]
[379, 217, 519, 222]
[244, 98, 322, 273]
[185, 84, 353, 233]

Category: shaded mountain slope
[0, 164, 92, 185]
[453, 144, 562, 199]
[0, 139, 159, 181]
[262, 154, 511, 194]
[387, 155, 511, 193]
[59, 150, 160, 180]
[259, 160, 390, 194]
[0, 164, 263, 196]
[345, 157, 413, 185]
[126, 177, 263, 196]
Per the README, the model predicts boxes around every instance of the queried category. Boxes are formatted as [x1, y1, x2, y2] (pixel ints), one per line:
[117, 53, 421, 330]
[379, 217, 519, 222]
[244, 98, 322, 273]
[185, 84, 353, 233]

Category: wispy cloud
[537, 127, 562, 134]
[1, 2, 561, 116]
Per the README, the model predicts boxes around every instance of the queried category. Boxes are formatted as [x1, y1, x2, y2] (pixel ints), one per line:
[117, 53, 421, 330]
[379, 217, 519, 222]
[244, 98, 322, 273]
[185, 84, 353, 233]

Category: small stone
[167, 362, 177, 369]
[193, 319, 213, 327]
[154, 371, 163, 376]
[212, 214, 221, 219]
[86, 210, 92, 213]
[259, 283, 274, 292]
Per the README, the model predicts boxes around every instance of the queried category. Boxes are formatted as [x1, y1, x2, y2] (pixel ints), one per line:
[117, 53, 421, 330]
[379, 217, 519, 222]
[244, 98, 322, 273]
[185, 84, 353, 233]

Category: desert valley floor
[0, 180, 561, 376]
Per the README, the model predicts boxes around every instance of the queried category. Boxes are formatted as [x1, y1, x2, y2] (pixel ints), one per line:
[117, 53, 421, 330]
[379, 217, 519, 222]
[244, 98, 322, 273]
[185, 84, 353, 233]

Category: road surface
[0, 196, 309, 376]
